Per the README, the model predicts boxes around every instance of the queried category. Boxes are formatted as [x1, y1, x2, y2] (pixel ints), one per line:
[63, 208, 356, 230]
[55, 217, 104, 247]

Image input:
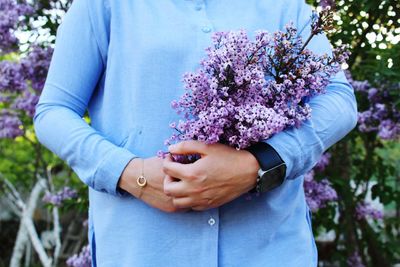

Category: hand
[162, 141, 260, 211]
[118, 156, 189, 213]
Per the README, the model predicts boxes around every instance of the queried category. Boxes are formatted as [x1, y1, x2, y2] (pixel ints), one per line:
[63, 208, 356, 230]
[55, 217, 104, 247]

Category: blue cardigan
[33, 0, 357, 266]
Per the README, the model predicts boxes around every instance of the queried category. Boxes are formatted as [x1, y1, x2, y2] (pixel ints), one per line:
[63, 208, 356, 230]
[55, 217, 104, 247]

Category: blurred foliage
[306, 1, 400, 266]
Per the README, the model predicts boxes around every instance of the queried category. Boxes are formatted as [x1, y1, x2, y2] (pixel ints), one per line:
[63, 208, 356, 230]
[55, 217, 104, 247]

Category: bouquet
[158, 8, 350, 163]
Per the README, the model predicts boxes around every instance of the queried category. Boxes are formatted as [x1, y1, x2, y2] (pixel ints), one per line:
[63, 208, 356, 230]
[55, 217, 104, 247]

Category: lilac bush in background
[66, 245, 91, 267]
[0, 0, 33, 53]
[42, 186, 78, 207]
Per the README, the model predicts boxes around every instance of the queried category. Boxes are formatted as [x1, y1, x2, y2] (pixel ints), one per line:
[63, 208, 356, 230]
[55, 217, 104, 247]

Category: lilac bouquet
[158, 9, 349, 162]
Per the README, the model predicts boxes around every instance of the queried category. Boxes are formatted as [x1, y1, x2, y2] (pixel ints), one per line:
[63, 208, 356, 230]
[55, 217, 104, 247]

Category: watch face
[259, 164, 286, 192]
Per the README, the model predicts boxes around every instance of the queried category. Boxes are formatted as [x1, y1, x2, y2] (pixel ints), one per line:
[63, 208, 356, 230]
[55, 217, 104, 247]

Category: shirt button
[202, 26, 212, 33]
[208, 217, 216, 226]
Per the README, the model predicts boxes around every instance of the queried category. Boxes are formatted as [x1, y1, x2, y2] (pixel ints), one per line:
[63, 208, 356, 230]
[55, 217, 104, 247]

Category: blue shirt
[33, 0, 358, 266]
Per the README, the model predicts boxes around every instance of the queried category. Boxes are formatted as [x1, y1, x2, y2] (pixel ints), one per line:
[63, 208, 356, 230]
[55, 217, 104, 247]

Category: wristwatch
[245, 142, 287, 193]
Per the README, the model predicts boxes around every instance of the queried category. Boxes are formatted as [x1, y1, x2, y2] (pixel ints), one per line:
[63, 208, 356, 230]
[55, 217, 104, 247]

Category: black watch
[245, 142, 286, 193]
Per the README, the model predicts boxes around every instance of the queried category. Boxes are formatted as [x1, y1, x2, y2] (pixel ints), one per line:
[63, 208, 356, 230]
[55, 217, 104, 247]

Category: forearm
[33, 96, 137, 195]
[265, 71, 358, 180]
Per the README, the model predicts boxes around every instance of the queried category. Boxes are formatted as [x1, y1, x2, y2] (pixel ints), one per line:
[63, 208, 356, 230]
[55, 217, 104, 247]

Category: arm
[162, 1, 357, 210]
[34, 0, 192, 213]
[265, 2, 358, 181]
[33, 0, 137, 196]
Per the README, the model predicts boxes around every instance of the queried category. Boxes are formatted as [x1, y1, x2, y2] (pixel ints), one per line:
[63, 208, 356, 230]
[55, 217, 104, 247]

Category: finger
[163, 154, 198, 180]
[163, 174, 189, 197]
[172, 197, 195, 209]
[168, 140, 209, 155]
[191, 205, 208, 211]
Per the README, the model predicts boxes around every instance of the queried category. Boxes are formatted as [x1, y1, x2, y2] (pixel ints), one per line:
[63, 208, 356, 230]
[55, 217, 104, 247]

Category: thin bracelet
[136, 158, 147, 198]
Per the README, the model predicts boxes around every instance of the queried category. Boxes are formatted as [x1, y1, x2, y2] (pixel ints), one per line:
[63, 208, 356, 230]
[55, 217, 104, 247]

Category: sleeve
[264, 1, 358, 180]
[32, 0, 138, 196]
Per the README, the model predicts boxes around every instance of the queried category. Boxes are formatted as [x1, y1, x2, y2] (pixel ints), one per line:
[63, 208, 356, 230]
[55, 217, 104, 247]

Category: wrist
[118, 157, 143, 197]
[245, 142, 286, 193]
[239, 150, 260, 192]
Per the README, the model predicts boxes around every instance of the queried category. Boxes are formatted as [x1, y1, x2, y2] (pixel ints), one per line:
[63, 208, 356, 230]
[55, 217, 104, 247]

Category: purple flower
[347, 72, 400, 140]
[355, 201, 383, 221]
[0, 61, 26, 92]
[11, 90, 39, 117]
[0, 46, 53, 138]
[0, 109, 23, 138]
[319, 0, 336, 8]
[0, 0, 34, 53]
[304, 170, 338, 212]
[162, 15, 348, 162]
[314, 152, 331, 172]
[20, 45, 54, 92]
[42, 186, 78, 207]
[66, 245, 91, 267]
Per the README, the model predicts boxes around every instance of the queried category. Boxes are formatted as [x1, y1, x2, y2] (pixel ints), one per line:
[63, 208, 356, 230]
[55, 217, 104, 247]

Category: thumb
[168, 140, 209, 155]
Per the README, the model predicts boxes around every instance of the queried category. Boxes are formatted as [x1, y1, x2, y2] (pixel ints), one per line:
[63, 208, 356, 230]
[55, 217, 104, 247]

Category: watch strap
[245, 142, 286, 193]
[245, 142, 284, 171]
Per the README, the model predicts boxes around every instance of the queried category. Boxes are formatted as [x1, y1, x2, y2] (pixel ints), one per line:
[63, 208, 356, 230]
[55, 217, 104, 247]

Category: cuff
[264, 130, 303, 180]
[93, 146, 139, 196]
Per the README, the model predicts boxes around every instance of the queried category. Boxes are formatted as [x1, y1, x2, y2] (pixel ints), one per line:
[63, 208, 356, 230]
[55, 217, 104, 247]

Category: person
[33, 0, 358, 266]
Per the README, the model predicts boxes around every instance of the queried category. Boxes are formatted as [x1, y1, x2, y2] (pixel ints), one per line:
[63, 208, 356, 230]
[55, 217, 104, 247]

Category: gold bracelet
[136, 158, 147, 198]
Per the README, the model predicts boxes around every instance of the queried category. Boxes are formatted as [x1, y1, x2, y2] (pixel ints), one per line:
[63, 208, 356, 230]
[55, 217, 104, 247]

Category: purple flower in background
[0, 45, 53, 138]
[314, 152, 331, 172]
[347, 251, 365, 267]
[66, 245, 91, 267]
[355, 201, 384, 221]
[12, 90, 39, 117]
[0, 60, 26, 92]
[304, 170, 338, 212]
[304, 153, 337, 212]
[0, 0, 34, 53]
[0, 109, 23, 138]
[347, 72, 400, 140]
[42, 186, 78, 207]
[20, 45, 54, 92]
[319, 0, 336, 8]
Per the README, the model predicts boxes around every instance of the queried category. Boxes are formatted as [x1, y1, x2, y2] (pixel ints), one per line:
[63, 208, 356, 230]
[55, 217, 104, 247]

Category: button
[208, 217, 216, 226]
[195, 5, 202, 11]
[202, 26, 212, 33]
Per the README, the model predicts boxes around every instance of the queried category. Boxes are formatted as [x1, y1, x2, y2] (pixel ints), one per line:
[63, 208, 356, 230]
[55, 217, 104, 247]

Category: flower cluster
[355, 201, 384, 221]
[318, 0, 336, 8]
[304, 153, 338, 212]
[313, 152, 331, 172]
[42, 186, 78, 207]
[160, 10, 349, 161]
[0, 61, 26, 92]
[20, 45, 54, 92]
[0, 46, 53, 138]
[0, 109, 23, 138]
[0, 0, 34, 53]
[66, 245, 91, 267]
[348, 73, 400, 140]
